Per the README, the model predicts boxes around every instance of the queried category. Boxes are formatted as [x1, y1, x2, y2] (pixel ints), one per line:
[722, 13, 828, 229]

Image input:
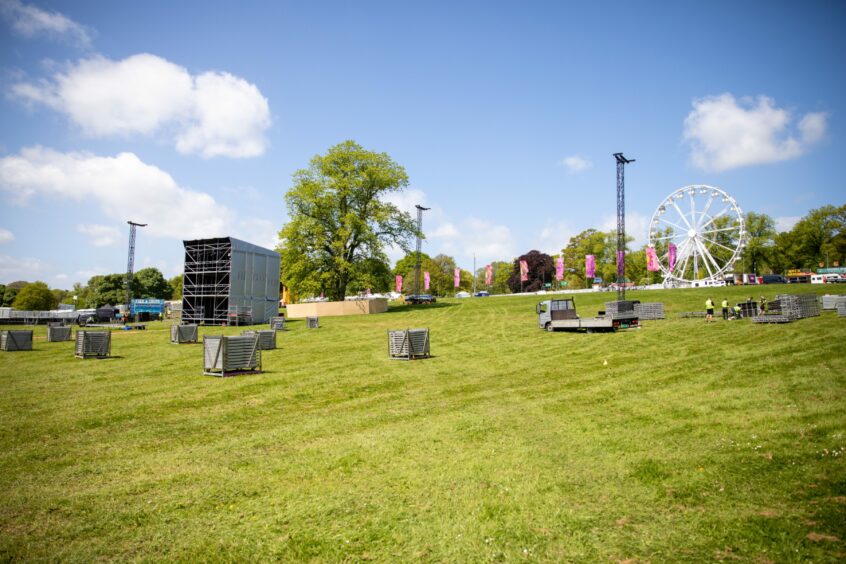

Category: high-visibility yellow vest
[722, 300, 728, 308]
[706, 299, 714, 308]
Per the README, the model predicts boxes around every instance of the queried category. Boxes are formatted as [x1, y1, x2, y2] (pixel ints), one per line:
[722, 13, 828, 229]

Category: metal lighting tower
[125, 221, 147, 321]
[414, 205, 430, 295]
[613, 153, 634, 301]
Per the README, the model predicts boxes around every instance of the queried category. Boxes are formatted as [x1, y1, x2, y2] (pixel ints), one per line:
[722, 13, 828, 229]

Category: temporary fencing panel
[171, 324, 199, 344]
[241, 329, 276, 350]
[203, 335, 261, 376]
[47, 326, 72, 342]
[388, 328, 430, 360]
[0, 330, 33, 351]
[75, 331, 111, 358]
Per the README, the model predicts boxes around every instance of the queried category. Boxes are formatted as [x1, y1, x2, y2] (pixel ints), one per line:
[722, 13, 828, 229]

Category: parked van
[813, 273, 844, 284]
[761, 274, 788, 284]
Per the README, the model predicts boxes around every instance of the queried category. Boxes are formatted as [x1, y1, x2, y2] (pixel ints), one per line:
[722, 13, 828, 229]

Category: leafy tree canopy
[12, 281, 57, 311]
[168, 275, 183, 301]
[278, 141, 417, 300]
[508, 250, 554, 293]
[133, 267, 171, 300]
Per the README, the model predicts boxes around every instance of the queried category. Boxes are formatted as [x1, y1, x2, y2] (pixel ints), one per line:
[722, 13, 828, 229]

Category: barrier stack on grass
[822, 294, 846, 310]
[634, 302, 664, 320]
[306, 316, 319, 329]
[170, 324, 199, 344]
[737, 302, 758, 318]
[0, 330, 33, 351]
[269, 316, 285, 330]
[203, 335, 261, 377]
[838, 301, 846, 317]
[47, 325, 72, 342]
[604, 301, 637, 320]
[751, 294, 820, 324]
[75, 330, 111, 358]
[388, 328, 430, 360]
[241, 329, 276, 350]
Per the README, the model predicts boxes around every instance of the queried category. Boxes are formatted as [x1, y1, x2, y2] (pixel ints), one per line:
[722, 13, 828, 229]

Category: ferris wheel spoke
[696, 192, 718, 230]
[669, 200, 695, 230]
[701, 235, 737, 254]
[700, 226, 739, 235]
[699, 237, 725, 276]
[694, 238, 716, 278]
[689, 190, 697, 231]
[698, 206, 730, 232]
[652, 233, 683, 242]
[657, 217, 687, 232]
[676, 239, 694, 277]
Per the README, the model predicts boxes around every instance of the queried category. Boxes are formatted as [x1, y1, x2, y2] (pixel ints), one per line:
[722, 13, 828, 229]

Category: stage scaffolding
[181, 237, 280, 326]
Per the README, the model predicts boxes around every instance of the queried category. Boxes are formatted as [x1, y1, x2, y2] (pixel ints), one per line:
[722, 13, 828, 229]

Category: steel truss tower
[125, 221, 147, 320]
[613, 153, 634, 301]
[414, 205, 430, 295]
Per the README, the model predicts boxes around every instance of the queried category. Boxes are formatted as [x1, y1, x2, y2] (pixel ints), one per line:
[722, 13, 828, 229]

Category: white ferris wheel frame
[648, 185, 746, 285]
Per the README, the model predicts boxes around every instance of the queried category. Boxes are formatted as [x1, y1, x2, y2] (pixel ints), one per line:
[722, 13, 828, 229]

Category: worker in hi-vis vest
[721, 298, 729, 320]
[705, 297, 715, 323]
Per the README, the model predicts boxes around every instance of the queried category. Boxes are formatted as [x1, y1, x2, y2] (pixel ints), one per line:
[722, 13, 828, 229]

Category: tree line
[1, 268, 181, 311]
[276, 141, 845, 299]
[4, 143, 843, 307]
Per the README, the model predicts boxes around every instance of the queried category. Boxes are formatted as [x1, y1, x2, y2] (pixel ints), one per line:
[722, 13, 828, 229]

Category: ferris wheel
[648, 185, 746, 285]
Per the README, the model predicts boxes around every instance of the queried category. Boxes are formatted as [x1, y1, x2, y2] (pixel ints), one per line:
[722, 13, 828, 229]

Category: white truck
[536, 297, 639, 333]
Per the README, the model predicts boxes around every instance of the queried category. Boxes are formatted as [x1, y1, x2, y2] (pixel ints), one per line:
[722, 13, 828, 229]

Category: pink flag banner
[616, 250, 625, 278]
[454, 267, 461, 288]
[423, 271, 430, 290]
[395, 275, 402, 293]
[555, 257, 564, 281]
[646, 246, 660, 272]
[485, 264, 493, 286]
[668, 243, 677, 271]
[585, 255, 596, 278]
[519, 260, 529, 282]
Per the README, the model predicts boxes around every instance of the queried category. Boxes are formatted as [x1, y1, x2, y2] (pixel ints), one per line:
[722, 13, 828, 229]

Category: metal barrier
[388, 328, 430, 360]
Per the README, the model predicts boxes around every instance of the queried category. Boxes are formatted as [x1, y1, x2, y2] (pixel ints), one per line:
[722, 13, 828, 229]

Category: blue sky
[1, 0, 844, 287]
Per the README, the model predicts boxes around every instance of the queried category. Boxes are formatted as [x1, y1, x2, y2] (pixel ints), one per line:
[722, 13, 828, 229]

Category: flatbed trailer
[537, 298, 638, 333]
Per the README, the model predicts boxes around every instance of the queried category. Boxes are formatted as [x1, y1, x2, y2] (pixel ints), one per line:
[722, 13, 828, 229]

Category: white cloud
[559, 155, 592, 173]
[12, 53, 271, 158]
[775, 216, 800, 233]
[0, 227, 14, 244]
[0, 146, 232, 240]
[429, 216, 516, 265]
[0, 0, 92, 47]
[0, 254, 48, 282]
[535, 220, 574, 255]
[683, 93, 827, 171]
[381, 188, 428, 217]
[233, 218, 280, 251]
[76, 223, 120, 247]
[601, 211, 650, 247]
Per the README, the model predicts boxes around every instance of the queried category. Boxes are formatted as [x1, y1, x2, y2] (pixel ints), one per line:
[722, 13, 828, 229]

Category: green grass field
[2, 285, 845, 561]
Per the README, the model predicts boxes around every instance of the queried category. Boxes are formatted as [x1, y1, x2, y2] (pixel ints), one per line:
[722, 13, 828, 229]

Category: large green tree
[168, 275, 183, 301]
[2, 280, 28, 307]
[742, 212, 777, 274]
[278, 141, 417, 301]
[86, 274, 127, 307]
[133, 267, 171, 299]
[12, 281, 57, 311]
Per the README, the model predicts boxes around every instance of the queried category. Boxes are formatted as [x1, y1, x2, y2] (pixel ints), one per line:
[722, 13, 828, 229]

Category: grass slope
[1, 285, 845, 561]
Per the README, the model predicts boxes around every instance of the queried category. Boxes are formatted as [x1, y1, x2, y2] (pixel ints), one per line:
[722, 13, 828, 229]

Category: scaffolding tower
[613, 153, 634, 301]
[125, 221, 147, 319]
[182, 237, 280, 326]
[413, 204, 430, 295]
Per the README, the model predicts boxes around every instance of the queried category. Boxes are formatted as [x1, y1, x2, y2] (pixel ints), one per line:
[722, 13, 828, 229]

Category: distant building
[181, 237, 280, 325]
